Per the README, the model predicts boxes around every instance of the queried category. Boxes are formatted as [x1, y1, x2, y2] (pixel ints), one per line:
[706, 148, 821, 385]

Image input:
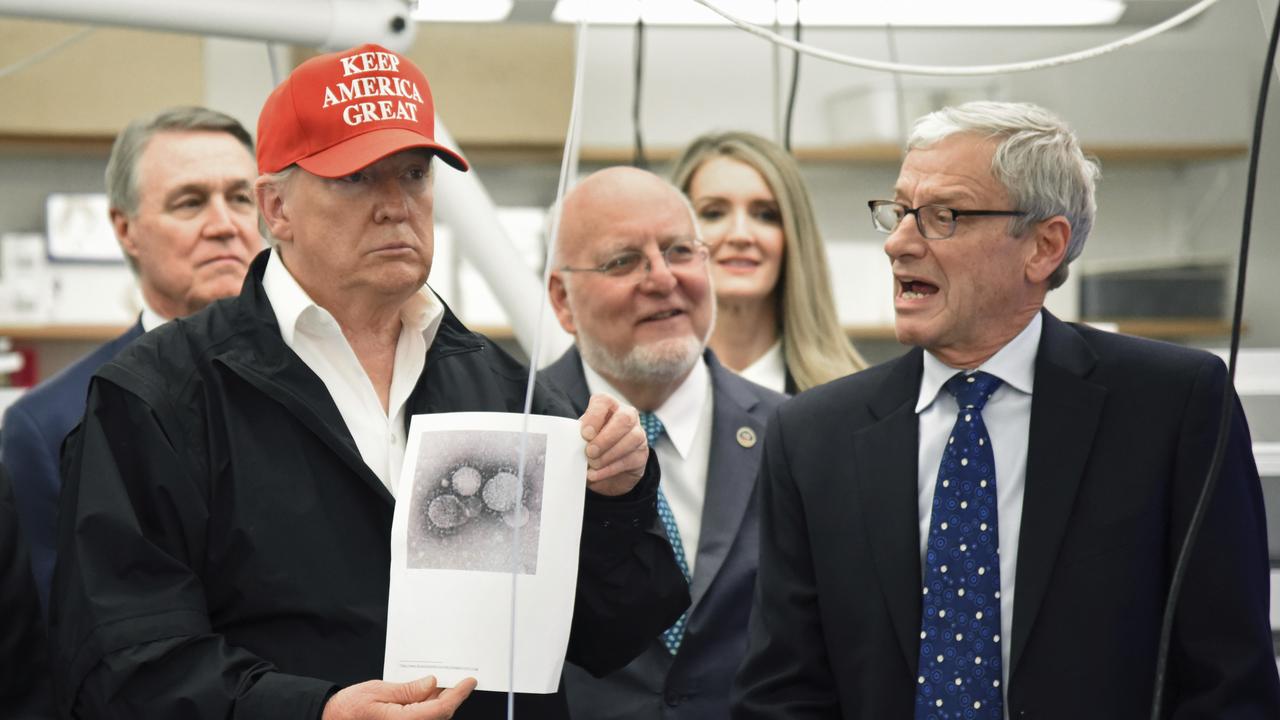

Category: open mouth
[717, 257, 759, 268]
[899, 278, 939, 300]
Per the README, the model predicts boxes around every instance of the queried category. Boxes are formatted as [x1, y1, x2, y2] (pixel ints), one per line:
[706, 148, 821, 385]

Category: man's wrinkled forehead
[894, 135, 1004, 204]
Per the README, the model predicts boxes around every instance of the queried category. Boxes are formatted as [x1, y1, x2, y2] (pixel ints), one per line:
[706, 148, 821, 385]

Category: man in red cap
[50, 44, 688, 720]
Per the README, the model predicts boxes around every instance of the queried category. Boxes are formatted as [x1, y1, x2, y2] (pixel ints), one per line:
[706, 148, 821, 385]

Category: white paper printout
[384, 412, 586, 693]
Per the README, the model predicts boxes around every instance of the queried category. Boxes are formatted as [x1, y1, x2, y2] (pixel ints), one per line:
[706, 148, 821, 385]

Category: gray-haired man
[733, 101, 1279, 719]
[1, 106, 262, 611]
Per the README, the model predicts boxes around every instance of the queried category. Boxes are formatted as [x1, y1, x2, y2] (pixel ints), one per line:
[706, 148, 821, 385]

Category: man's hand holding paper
[580, 393, 649, 496]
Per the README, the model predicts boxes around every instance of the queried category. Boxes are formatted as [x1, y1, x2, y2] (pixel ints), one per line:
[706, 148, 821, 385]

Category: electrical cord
[782, 6, 801, 152]
[632, 17, 649, 169]
[1148, 2, 1279, 717]
[691, 0, 1224, 77]
[507, 17, 591, 719]
[0, 27, 94, 79]
[265, 42, 281, 87]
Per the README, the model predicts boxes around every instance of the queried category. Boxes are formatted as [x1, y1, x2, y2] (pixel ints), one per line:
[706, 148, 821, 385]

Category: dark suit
[543, 347, 786, 720]
[0, 464, 55, 718]
[733, 310, 1280, 719]
[0, 321, 144, 612]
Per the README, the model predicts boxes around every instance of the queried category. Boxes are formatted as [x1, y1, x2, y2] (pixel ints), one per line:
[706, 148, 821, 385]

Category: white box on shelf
[48, 264, 138, 325]
[0, 233, 54, 324]
[46, 193, 125, 264]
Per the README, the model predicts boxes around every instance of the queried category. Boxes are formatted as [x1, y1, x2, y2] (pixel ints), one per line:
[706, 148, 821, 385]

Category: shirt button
[663, 690, 680, 707]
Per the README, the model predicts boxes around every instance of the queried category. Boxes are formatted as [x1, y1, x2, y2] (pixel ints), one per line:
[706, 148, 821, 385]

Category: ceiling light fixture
[413, 0, 514, 22]
[551, 0, 1126, 27]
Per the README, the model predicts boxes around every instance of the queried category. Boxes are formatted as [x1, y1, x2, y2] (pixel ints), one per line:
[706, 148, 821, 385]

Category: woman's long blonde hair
[671, 131, 867, 391]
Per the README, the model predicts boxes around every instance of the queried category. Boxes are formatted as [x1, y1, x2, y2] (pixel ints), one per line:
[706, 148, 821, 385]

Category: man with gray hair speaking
[544, 166, 786, 719]
[732, 101, 1279, 719]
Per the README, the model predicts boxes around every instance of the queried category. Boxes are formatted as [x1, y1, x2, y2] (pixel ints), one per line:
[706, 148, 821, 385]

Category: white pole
[0, 0, 417, 51]
[432, 118, 573, 366]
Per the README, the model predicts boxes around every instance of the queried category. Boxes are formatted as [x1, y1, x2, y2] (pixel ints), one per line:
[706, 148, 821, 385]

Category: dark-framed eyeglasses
[558, 237, 708, 282]
[867, 200, 1027, 240]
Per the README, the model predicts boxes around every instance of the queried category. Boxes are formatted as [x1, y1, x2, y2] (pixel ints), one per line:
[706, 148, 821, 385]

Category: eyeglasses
[558, 238, 708, 281]
[867, 200, 1026, 240]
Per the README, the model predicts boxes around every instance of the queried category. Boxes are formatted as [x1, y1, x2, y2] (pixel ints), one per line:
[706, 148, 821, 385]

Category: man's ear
[1025, 215, 1071, 285]
[255, 177, 292, 244]
[110, 208, 140, 262]
[548, 272, 578, 335]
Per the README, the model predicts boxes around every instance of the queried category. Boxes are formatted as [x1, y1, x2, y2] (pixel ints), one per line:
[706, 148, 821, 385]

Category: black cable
[632, 18, 649, 170]
[782, 7, 801, 153]
[1148, 2, 1280, 717]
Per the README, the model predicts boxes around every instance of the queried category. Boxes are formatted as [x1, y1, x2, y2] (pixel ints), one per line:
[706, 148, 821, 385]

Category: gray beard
[578, 333, 705, 386]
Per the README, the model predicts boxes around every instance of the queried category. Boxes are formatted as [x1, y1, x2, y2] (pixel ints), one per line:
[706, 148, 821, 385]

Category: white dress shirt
[263, 249, 443, 496]
[916, 311, 1041, 699]
[737, 339, 787, 395]
[138, 295, 168, 332]
[582, 356, 714, 577]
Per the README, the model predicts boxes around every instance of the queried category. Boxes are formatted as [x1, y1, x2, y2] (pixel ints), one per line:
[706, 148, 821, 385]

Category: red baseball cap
[256, 43, 468, 177]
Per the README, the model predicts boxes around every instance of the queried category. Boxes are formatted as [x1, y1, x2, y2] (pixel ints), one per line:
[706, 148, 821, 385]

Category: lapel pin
[736, 426, 757, 448]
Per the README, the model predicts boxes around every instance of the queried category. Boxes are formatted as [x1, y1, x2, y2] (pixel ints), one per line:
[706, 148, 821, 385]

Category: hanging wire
[691, 0, 1224, 77]
[507, 18, 591, 720]
[772, 1, 784, 141]
[0, 27, 94, 79]
[782, 3, 801, 152]
[1258, 0, 1280, 82]
[884, 24, 909, 144]
[265, 42, 282, 86]
[632, 17, 649, 169]
[1148, 1, 1279, 716]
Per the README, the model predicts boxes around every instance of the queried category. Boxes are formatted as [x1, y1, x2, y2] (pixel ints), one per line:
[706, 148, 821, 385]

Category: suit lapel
[541, 347, 592, 414]
[1009, 311, 1106, 677]
[854, 350, 926, 667]
[687, 356, 763, 613]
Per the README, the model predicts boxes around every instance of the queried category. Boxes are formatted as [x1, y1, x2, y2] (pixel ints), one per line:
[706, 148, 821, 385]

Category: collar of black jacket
[238, 248, 487, 364]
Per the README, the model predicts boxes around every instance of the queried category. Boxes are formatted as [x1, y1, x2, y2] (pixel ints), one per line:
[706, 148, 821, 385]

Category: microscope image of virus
[406, 430, 546, 574]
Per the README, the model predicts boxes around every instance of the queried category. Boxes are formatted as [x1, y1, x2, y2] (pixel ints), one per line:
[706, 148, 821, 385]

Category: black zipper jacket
[49, 251, 689, 719]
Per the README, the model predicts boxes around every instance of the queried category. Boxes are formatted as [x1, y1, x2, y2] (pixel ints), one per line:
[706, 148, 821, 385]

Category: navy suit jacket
[732, 310, 1280, 719]
[1, 321, 144, 612]
[543, 347, 787, 720]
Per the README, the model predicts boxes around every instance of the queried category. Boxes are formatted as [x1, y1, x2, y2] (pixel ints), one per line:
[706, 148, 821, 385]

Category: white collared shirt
[737, 339, 787, 395]
[916, 311, 1041, 701]
[263, 249, 444, 496]
[582, 356, 714, 577]
[137, 292, 168, 332]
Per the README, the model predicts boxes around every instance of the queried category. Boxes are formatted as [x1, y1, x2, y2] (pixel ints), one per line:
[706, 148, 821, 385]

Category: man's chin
[581, 335, 704, 385]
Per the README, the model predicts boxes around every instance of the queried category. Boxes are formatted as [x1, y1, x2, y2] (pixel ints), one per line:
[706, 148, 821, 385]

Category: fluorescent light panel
[552, 0, 1126, 26]
[413, 0, 514, 22]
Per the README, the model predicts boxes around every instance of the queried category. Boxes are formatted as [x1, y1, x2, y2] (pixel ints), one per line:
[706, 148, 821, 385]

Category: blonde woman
[671, 131, 866, 393]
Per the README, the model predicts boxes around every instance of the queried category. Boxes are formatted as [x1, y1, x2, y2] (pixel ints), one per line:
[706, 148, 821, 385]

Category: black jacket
[50, 251, 689, 719]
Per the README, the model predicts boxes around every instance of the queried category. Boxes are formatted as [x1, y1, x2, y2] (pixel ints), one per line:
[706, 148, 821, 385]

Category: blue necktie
[638, 411, 690, 654]
[915, 371, 1005, 720]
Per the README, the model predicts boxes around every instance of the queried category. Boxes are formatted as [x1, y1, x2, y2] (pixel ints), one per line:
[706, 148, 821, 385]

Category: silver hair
[907, 101, 1100, 289]
[255, 165, 298, 246]
[106, 106, 254, 217]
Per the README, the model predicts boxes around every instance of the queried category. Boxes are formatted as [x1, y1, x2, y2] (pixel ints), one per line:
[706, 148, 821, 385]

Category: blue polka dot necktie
[914, 371, 1004, 720]
[638, 411, 690, 655]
